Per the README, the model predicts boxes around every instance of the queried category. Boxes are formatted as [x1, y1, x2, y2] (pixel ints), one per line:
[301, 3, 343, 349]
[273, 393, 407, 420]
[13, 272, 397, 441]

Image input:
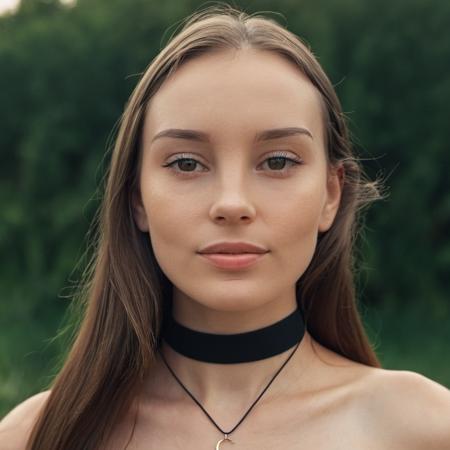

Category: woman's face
[133, 48, 342, 320]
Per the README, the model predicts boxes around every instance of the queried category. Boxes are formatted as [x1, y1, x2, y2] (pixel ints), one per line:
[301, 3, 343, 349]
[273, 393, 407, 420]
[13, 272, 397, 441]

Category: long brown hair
[27, 4, 385, 449]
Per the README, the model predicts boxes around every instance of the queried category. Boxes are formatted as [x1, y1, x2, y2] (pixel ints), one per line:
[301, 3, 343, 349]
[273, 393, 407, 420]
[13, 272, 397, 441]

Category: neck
[149, 289, 311, 411]
[156, 332, 313, 412]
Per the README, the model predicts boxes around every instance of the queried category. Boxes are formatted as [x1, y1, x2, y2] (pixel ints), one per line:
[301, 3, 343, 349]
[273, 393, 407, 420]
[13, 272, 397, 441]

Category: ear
[318, 164, 344, 233]
[131, 188, 149, 232]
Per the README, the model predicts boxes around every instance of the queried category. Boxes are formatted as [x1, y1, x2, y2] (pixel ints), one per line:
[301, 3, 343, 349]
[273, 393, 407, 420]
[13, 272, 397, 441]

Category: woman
[1, 5, 449, 450]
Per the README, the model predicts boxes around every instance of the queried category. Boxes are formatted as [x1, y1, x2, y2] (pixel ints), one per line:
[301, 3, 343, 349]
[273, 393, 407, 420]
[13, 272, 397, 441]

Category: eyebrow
[150, 126, 314, 144]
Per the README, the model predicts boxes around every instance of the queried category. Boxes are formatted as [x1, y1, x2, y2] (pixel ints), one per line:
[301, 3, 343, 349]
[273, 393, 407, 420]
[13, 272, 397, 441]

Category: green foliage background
[1, 0, 449, 416]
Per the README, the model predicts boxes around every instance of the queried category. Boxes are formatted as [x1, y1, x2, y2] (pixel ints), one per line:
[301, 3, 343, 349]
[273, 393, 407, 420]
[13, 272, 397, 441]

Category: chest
[104, 390, 388, 450]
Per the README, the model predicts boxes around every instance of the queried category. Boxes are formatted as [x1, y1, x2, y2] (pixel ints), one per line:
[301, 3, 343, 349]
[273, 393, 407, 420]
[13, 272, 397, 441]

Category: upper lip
[198, 241, 269, 254]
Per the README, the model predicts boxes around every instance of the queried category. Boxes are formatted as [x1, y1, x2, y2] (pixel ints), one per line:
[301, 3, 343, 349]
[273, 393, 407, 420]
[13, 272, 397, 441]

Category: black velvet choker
[160, 306, 305, 364]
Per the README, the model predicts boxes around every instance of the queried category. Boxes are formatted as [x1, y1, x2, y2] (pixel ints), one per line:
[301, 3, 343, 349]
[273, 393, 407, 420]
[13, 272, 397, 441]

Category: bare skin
[101, 332, 450, 450]
[111, 332, 376, 450]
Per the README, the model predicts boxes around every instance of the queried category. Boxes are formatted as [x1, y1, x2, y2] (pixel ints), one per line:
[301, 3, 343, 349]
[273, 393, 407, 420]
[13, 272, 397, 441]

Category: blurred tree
[334, 0, 450, 316]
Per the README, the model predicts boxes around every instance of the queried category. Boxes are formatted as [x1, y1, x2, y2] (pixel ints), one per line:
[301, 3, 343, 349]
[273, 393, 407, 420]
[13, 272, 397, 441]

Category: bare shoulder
[0, 390, 51, 450]
[362, 368, 450, 450]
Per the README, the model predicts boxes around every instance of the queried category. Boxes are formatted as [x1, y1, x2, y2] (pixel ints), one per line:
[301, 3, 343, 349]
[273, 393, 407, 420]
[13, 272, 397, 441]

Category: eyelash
[162, 151, 303, 178]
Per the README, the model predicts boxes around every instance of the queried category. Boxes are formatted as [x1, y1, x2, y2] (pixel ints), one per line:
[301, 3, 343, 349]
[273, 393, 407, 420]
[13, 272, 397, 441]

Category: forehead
[144, 48, 324, 147]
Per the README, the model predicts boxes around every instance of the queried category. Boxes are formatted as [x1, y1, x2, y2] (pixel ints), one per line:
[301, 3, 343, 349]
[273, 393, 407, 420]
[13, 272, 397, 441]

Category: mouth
[212, 252, 255, 254]
[198, 252, 267, 270]
[197, 241, 269, 254]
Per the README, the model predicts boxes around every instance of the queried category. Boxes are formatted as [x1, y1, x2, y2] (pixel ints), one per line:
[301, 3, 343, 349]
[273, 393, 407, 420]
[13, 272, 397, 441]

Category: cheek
[140, 180, 198, 274]
[270, 180, 325, 275]
[271, 175, 326, 238]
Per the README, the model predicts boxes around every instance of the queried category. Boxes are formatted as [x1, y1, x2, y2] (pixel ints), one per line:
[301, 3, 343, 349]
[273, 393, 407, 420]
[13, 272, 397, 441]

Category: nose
[208, 173, 256, 224]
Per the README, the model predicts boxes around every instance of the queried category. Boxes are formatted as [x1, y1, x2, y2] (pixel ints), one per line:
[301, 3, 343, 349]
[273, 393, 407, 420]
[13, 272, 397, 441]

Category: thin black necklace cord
[157, 337, 302, 437]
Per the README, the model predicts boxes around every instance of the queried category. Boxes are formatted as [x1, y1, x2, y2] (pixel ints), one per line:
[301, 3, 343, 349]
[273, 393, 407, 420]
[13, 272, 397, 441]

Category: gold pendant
[215, 433, 234, 449]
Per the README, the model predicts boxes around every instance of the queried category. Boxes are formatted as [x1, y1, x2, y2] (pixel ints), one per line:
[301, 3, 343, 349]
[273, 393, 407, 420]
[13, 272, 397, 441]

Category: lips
[198, 241, 268, 254]
[199, 252, 267, 270]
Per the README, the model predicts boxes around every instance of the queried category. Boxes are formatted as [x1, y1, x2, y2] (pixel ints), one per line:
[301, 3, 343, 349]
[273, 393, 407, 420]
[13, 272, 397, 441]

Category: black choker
[160, 306, 305, 364]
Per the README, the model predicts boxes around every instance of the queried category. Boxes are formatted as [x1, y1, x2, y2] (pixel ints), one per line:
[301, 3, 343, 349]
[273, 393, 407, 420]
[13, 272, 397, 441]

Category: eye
[163, 156, 207, 174]
[260, 152, 303, 173]
[162, 151, 303, 177]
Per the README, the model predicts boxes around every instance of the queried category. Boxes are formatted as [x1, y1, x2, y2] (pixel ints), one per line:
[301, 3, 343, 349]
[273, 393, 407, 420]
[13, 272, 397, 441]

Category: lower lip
[198, 252, 267, 269]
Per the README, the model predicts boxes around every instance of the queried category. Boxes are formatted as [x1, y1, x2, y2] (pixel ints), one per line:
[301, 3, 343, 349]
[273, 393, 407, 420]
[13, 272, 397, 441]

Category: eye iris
[267, 157, 287, 170]
[178, 159, 196, 171]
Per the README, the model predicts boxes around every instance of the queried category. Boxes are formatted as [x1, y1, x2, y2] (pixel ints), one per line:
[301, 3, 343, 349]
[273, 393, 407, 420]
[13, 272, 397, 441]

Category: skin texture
[132, 47, 343, 408]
